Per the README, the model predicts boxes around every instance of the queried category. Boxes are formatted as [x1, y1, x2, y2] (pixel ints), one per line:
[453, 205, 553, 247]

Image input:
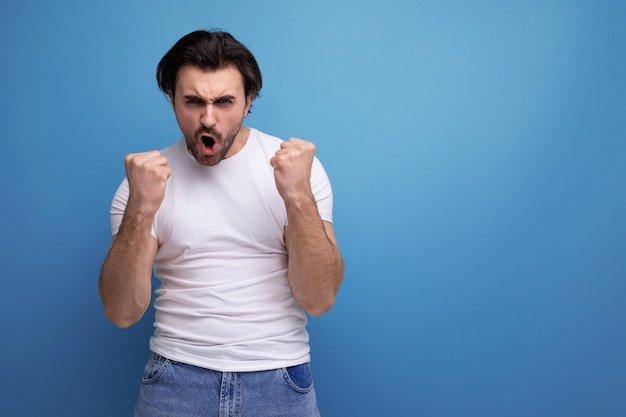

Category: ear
[168, 91, 176, 110]
[244, 94, 256, 117]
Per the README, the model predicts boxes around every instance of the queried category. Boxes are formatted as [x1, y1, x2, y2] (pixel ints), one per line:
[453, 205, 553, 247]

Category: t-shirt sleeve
[110, 178, 129, 236]
[310, 157, 334, 223]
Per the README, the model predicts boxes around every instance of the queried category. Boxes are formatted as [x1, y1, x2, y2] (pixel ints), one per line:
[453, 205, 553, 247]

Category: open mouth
[201, 135, 217, 155]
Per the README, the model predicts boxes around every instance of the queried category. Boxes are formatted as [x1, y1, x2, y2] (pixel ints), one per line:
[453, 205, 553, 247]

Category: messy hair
[156, 30, 262, 102]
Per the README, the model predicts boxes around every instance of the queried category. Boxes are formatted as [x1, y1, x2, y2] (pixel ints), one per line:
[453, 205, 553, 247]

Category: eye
[215, 98, 234, 106]
[185, 97, 204, 105]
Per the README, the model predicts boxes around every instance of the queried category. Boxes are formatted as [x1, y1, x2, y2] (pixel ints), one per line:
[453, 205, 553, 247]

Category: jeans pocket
[141, 352, 171, 384]
[282, 363, 314, 394]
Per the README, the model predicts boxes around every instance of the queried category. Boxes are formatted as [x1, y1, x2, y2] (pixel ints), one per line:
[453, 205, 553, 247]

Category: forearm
[99, 207, 157, 328]
[285, 194, 344, 317]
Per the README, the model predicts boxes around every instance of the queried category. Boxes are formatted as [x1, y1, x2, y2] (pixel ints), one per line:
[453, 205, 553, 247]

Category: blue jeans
[134, 352, 321, 417]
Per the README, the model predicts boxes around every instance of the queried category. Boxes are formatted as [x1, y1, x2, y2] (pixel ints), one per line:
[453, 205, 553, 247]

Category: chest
[154, 156, 287, 258]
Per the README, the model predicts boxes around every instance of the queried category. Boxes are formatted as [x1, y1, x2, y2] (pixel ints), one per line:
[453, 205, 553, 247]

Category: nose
[200, 103, 217, 128]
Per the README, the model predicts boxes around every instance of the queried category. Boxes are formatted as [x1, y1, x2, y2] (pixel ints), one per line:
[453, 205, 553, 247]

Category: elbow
[102, 306, 143, 329]
[99, 282, 149, 329]
[110, 317, 137, 329]
[303, 294, 336, 317]
[105, 312, 140, 329]
[301, 264, 344, 317]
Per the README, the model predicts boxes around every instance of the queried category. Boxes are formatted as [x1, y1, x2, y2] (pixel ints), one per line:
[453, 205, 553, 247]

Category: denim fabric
[134, 352, 320, 417]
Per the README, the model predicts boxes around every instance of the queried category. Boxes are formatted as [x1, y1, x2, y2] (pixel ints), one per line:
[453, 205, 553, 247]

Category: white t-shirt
[110, 128, 333, 372]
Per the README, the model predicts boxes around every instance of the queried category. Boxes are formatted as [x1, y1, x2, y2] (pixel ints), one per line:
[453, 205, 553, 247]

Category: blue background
[1, 1, 625, 416]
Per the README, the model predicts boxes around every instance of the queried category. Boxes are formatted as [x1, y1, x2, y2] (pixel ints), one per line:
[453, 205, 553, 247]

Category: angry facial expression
[170, 64, 254, 166]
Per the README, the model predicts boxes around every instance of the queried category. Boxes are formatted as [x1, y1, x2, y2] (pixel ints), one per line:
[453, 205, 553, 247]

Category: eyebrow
[183, 94, 237, 103]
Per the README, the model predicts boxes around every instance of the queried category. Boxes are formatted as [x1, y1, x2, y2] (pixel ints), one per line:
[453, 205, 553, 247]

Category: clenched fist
[124, 150, 171, 216]
[270, 138, 316, 203]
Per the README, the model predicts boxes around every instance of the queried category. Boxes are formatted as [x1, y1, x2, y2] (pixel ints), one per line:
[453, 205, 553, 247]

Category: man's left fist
[270, 138, 316, 202]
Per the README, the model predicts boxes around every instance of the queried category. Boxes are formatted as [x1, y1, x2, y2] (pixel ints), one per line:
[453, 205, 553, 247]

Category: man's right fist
[124, 151, 171, 215]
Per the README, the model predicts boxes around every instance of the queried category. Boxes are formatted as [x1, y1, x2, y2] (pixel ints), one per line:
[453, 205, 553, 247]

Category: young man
[99, 30, 344, 416]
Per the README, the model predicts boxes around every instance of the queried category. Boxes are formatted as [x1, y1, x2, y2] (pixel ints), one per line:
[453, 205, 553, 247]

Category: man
[99, 30, 344, 416]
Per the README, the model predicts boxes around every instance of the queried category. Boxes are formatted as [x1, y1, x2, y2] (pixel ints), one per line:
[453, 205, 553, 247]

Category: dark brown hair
[156, 30, 262, 101]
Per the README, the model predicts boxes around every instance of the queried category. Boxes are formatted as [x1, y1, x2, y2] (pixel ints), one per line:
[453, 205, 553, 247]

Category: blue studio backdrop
[1, 1, 624, 416]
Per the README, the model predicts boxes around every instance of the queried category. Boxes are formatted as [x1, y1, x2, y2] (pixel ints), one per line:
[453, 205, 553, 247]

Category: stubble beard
[185, 125, 241, 166]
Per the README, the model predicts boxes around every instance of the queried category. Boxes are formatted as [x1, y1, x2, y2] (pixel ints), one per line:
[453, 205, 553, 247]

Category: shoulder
[158, 138, 192, 171]
[160, 137, 185, 158]
[248, 128, 284, 149]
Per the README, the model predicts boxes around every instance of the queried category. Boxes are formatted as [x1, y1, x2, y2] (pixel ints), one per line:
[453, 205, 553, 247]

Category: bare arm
[99, 151, 170, 328]
[271, 139, 344, 316]
[284, 209, 344, 316]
